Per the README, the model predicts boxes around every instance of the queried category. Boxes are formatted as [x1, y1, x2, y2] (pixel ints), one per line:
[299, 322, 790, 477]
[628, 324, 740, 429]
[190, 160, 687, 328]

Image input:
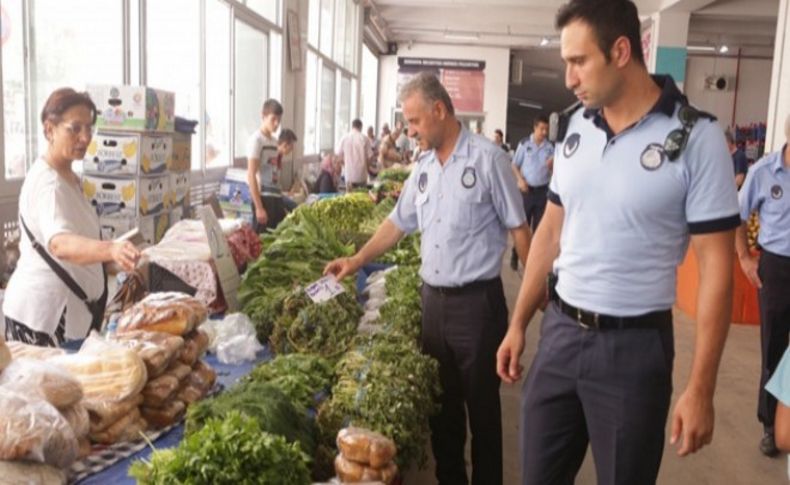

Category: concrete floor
[404, 257, 788, 484]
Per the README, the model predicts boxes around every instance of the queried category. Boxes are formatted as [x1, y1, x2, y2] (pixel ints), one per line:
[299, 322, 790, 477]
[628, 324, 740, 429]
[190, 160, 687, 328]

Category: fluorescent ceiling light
[444, 31, 479, 41]
[539, 37, 550, 47]
[518, 101, 543, 110]
[687, 45, 716, 52]
[718, 45, 729, 54]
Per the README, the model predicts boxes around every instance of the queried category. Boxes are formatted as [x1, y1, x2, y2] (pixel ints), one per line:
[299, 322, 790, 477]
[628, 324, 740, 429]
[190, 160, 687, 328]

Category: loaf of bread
[4, 340, 66, 361]
[337, 427, 397, 469]
[0, 336, 11, 372]
[0, 460, 67, 485]
[334, 454, 398, 484]
[178, 330, 209, 366]
[84, 394, 144, 433]
[60, 402, 90, 438]
[0, 389, 79, 469]
[0, 358, 84, 409]
[175, 382, 205, 405]
[142, 374, 180, 408]
[111, 330, 185, 379]
[116, 292, 207, 336]
[89, 407, 142, 444]
[77, 437, 93, 459]
[165, 361, 192, 382]
[185, 360, 217, 392]
[48, 347, 147, 403]
[141, 399, 186, 429]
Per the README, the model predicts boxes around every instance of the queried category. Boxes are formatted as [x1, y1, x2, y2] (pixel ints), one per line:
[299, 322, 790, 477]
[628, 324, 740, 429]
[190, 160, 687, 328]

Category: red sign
[441, 69, 484, 113]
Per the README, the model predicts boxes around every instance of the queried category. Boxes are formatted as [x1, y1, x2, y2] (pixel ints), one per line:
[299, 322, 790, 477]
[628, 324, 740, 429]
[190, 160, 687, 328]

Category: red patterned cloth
[226, 224, 262, 268]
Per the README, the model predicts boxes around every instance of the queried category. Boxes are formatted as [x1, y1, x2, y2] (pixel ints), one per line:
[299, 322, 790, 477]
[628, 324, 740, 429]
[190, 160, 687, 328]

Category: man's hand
[255, 207, 268, 226]
[110, 241, 141, 272]
[324, 255, 362, 280]
[670, 388, 715, 456]
[738, 253, 762, 289]
[517, 179, 529, 193]
[496, 326, 526, 384]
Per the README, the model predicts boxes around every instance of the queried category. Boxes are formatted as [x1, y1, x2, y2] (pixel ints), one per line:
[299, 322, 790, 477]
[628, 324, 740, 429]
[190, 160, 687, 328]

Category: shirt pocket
[449, 188, 489, 231]
[415, 192, 430, 230]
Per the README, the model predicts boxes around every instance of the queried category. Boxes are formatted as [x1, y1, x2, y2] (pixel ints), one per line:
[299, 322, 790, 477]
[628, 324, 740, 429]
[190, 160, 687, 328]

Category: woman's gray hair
[399, 72, 455, 116]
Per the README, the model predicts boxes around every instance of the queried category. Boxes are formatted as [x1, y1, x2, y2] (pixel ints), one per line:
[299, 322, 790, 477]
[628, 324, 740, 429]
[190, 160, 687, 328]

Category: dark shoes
[760, 432, 780, 457]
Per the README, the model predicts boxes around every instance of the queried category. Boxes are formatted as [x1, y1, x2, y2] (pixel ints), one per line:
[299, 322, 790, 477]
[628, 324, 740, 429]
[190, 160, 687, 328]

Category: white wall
[377, 43, 510, 138]
[685, 55, 772, 129]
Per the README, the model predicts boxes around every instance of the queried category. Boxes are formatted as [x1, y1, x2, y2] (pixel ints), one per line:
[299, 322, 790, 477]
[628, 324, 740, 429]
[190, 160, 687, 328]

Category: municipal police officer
[735, 114, 790, 457]
[325, 72, 531, 485]
[510, 115, 554, 270]
[496, 1, 740, 484]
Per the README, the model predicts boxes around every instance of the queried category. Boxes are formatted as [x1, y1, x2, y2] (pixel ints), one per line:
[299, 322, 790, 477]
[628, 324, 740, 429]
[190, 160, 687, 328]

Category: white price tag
[304, 275, 346, 303]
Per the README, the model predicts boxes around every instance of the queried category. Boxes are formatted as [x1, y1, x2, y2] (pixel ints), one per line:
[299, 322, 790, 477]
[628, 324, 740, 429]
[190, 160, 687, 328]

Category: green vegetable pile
[377, 168, 411, 183]
[129, 411, 311, 485]
[376, 265, 423, 339]
[247, 353, 334, 410]
[186, 381, 317, 457]
[283, 192, 375, 239]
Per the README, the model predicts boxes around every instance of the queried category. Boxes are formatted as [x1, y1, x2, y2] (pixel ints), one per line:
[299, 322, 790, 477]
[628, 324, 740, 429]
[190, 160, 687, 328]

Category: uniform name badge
[418, 172, 428, 193]
[462, 167, 476, 188]
[771, 184, 783, 200]
[640, 143, 666, 171]
[563, 133, 581, 158]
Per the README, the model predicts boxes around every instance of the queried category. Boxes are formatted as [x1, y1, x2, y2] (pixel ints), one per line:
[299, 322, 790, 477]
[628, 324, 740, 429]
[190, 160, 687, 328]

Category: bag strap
[19, 215, 106, 305]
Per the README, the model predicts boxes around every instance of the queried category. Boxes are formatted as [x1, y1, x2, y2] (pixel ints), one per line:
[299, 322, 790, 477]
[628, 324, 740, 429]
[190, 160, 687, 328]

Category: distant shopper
[726, 129, 749, 189]
[4, 88, 140, 347]
[378, 123, 402, 169]
[336, 119, 373, 190]
[493, 129, 510, 153]
[246, 99, 284, 232]
[314, 154, 341, 194]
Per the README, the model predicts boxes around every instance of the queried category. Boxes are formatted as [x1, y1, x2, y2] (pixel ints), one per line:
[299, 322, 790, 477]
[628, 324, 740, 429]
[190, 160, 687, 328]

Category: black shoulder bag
[19, 216, 109, 333]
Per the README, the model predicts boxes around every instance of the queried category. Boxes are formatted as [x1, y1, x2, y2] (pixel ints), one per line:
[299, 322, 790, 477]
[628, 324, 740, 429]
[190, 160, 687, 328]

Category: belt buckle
[576, 309, 600, 330]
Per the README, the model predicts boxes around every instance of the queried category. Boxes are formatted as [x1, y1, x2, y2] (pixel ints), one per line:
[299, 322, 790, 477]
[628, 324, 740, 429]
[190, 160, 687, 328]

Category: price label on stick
[305, 275, 346, 303]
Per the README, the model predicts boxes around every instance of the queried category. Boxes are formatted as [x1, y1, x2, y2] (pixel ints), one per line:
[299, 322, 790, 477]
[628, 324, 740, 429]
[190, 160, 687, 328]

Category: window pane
[146, 0, 200, 168]
[234, 20, 268, 162]
[320, 63, 335, 151]
[333, 0, 345, 66]
[31, 0, 123, 160]
[3, 0, 27, 179]
[205, 0, 231, 169]
[336, 75, 351, 145]
[319, 0, 333, 58]
[244, 0, 279, 25]
[361, 44, 378, 131]
[308, 0, 319, 48]
[304, 51, 318, 154]
[344, 0, 356, 71]
[270, 31, 282, 104]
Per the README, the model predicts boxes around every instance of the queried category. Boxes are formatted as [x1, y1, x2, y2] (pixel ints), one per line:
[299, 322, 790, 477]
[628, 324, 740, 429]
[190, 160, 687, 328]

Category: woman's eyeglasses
[60, 122, 94, 137]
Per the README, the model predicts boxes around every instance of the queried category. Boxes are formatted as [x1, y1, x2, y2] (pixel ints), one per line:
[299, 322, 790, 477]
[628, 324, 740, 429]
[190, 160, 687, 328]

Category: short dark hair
[278, 128, 297, 145]
[556, 0, 645, 66]
[494, 129, 504, 137]
[262, 98, 284, 117]
[352, 119, 363, 130]
[41, 88, 97, 134]
[534, 115, 549, 126]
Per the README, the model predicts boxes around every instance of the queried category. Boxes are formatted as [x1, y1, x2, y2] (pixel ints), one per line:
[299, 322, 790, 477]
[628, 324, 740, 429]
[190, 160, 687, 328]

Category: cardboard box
[169, 205, 184, 228]
[88, 84, 175, 133]
[219, 169, 253, 214]
[83, 132, 172, 175]
[169, 132, 193, 171]
[168, 171, 191, 208]
[83, 174, 169, 217]
[99, 213, 169, 246]
[139, 212, 170, 245]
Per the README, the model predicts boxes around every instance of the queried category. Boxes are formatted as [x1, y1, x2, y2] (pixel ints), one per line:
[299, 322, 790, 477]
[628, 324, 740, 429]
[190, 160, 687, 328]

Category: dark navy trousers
[521, 302, 674, 485]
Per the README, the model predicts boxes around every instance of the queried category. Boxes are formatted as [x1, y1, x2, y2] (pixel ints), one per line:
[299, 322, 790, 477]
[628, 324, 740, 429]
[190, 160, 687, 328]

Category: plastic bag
[334, 454, 398, 484]
[0, 460, 67, 485]
[185, 360, 217, 391]
[89, 407, 146, 444]
[84, 394, 143, 433]
[47, 344, 146, 404]
[142, 374, 180, 408]
[0, 336, 10, 372]
[337, 427, 397, 469]
[165, 361, 192, 382]
[141, 399, 186, 429]
[0, 388, 79, 468]
[5, 340, 65, 361]
[202, 313, 263, 364]
[116, 292, 207, 336]
[0, 357, 83, 409]
[111, 330, 185, 379]
[60, 402, 90, 438]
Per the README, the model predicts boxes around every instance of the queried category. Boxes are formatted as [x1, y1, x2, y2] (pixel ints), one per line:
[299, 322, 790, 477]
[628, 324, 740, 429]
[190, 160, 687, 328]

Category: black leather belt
[529, 184, 549, 191]
[550, 293, 671, 331]
[423, 277, 500, 296]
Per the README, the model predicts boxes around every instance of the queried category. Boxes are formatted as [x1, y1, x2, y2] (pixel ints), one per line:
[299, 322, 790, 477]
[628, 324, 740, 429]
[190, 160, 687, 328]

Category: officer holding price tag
[325, 72, 531, 485]
[495, 1, 740, 484]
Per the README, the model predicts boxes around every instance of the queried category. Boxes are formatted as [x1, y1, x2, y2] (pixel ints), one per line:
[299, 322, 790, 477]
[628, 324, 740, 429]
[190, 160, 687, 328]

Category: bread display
[0, 336, 10, 372]
[60, 403, 90, 438]
[337, 427, 397, 469]
[142, 374, 180, 408]
[116, 292, 207, 336]
[334, 454, 398, 484]
[0, 358, 83, 409]
[48, 346, 147, 404]
[0, 460, 67, 485]
[165, 361, 192, 382]
[4, 341, 66, 361]
[185, 360, 217, 391]
[141, 399, 186, 429]
[84, 394, 144, 433]
[178, 330, 209, 366]
[111, 330, 185, 379]
[89, 407, 143, 444]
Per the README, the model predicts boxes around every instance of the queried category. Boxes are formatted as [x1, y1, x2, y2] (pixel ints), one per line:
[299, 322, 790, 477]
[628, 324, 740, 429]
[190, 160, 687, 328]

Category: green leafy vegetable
[247, 353, 334, 410]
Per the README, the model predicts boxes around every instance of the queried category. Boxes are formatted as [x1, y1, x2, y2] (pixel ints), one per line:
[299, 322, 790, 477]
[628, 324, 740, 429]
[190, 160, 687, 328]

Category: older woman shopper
[314, 153, 340, 193]
[3, 88, 140, 347]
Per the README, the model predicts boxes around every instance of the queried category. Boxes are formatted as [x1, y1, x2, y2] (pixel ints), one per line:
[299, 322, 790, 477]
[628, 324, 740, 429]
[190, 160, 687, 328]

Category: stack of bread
[47, 335, 148, 445]
[113, 292, 216, 430]
[334, 427, 399, 484]
[5, 340, 66, 360]
[0, 335, 10, 372]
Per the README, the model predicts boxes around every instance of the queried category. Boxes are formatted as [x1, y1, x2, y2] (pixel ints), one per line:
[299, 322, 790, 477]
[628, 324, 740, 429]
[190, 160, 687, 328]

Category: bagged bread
[178, 330, 209, 366]
[77, 437, 93, 459]
[0, 389, 79, 468]
[165, 361, 192, 382]
[84, 394, 144, 433]
[337, 427, 397, 469]
[175, 382, 205, 405]
[48, 341, 147, 403]
[185, 360, 217, 392]
[0, 336, 10, 372]
[142, 374, 180, 408]
[116, 292, 207, 336]
[0, 460, 67, 485]
[141, 399, 186, 429]
[0, 358, 83, 409]
[4, 340, 66, 361]
[60, 402, 90, 438]
[89, 407, 143, 444]
[334, 454, 398, 484]
[111, 330, 185, 379]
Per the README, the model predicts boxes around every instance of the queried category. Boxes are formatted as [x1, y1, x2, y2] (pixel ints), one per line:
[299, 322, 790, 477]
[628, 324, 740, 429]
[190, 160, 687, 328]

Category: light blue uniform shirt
[389, 126, 526, 287]
[513, 135, 554, 187]
[738, 145, 790, 257]
[549, 75, 740, 316]
[767, 346, 790, 406]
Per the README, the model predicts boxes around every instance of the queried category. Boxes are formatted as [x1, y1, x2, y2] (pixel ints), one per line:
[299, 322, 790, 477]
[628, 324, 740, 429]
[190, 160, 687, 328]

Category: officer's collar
[428, 123, 469, 165]
[582, 74, 685, 134]
[530, 133, 549, 148]
[772, 144, 789, 173]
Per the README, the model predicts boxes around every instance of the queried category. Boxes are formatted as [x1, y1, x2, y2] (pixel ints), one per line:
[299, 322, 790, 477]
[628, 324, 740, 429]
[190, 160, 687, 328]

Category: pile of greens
[376, 265, 422, 339]
[283, 192, 375, 239]
[186, 381, 317, 457]
[247, 353, 334, 410]
[377, 168, 411, 183]
[129, 411, 311, 485]
[317, 332, 441, 469]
